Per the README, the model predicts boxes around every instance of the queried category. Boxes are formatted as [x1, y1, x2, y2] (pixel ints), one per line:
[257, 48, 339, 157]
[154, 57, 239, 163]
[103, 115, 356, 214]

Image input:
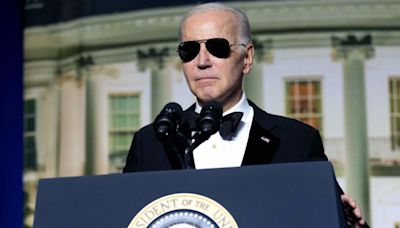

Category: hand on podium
[341, 194, 369, 228]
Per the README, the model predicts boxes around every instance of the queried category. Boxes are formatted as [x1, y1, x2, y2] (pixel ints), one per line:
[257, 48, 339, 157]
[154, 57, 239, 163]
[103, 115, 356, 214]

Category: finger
[352, 208, 366, 225]
[352, 206, 361, 217]
[355, 214, 366, 225]
[341, 194, 358, 210]
[347, 198, 357, 209]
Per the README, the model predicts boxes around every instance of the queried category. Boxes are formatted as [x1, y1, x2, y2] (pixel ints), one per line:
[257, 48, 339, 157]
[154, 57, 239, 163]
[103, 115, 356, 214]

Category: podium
[34, 161, 346, 227]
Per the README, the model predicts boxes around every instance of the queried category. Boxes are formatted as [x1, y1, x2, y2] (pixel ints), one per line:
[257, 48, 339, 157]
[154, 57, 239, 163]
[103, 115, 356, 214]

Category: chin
[195, 89, 225, 103]
[197, 95, 218, 104]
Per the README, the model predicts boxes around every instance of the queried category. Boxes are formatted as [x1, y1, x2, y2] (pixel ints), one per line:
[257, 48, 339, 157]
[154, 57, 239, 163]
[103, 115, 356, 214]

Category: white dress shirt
[193, 94, 254, 169]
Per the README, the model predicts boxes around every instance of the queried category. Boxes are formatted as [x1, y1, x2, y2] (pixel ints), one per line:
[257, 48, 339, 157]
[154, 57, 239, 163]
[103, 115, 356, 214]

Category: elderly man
[124, 3, 367, 227]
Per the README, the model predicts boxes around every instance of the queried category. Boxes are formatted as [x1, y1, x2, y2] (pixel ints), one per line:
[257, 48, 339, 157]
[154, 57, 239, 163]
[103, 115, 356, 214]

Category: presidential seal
[128, 193, 238, 228]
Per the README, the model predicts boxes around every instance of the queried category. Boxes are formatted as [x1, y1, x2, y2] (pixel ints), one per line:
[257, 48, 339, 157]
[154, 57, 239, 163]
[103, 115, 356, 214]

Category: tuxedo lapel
[241, 100, 280, 166]
[241, 121, 280, 165]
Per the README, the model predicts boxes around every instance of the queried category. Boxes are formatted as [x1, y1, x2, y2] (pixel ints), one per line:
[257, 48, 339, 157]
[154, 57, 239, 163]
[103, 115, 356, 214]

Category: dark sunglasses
[177, 38, 246, 63]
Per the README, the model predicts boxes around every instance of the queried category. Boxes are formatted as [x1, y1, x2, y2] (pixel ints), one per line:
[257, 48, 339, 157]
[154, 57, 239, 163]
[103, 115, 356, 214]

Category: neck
[221, 93, 243, 112]
[196, 91, 244, 113]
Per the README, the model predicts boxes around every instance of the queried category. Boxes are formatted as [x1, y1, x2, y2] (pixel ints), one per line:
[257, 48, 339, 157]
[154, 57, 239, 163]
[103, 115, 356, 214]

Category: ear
[243, 44, 254, 75]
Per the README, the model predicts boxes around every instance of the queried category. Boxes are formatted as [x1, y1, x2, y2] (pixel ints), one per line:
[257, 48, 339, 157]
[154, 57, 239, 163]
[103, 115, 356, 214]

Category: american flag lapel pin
[260, 136, 270, 143]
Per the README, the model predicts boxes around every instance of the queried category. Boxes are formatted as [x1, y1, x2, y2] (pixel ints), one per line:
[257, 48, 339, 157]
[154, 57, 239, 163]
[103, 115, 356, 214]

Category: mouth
[195, 77, 219, 87]
[195, 75, 218, 82]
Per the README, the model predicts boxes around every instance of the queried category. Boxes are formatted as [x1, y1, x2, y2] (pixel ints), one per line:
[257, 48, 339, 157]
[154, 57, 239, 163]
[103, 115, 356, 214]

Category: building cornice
[24, 61, 59, 87]
[24, 6, 187, 61]
[24, 1, 400, 62]
[237, 1, 400, 33]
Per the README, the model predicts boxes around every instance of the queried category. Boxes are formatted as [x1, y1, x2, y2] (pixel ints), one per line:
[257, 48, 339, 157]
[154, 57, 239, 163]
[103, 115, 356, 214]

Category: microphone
[196, 100, 222, 137]
[154, 102, 183, 139]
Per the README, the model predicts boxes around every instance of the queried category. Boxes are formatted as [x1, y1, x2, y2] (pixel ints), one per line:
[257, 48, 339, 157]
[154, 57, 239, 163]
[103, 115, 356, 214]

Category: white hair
[178, 2, 253, 45]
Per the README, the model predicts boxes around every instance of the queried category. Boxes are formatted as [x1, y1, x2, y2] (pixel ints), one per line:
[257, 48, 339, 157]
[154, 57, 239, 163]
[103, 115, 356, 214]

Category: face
[180, 10, 254, 112]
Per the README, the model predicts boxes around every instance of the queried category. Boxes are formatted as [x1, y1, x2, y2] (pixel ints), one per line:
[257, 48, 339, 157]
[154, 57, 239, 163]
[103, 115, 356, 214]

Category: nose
[197, 43, 212, 69]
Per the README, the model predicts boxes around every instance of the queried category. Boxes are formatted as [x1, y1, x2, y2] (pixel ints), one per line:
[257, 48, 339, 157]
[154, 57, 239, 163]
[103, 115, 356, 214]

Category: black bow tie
[219, 112, 244, 140]
[188, 110, 243, 140]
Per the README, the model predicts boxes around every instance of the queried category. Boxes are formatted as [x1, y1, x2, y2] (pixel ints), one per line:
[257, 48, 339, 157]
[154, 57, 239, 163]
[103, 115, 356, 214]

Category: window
[109, 94, 140, 171]
[285, 79, 323, 131]
[389, 77, 400, 150]
[24, 99, 37, 170]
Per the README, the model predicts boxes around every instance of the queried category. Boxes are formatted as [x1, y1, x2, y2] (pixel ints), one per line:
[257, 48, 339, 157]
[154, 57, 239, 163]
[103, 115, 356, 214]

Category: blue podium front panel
[34, 161, 346, 227]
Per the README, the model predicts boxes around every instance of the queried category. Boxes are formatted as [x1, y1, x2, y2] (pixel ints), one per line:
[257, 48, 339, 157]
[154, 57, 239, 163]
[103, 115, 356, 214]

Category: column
[73, 54, 110, 175]
[332, 35, 373, 220]
[136, 47, 171, 119]
[58, 75, 86, 177]
[85, 67, 109, 175]
[41, 81, 60, 178]
[151, 67, 172, 119]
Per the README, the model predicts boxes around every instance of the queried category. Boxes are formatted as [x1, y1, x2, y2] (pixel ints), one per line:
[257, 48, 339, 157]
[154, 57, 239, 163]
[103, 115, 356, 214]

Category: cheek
[182, 65, 194, 80]
[182, 67, 198, 92]
[227, 59, 245, 78]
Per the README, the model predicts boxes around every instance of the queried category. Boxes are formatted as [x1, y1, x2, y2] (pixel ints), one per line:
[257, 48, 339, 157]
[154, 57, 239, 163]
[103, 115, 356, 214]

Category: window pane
[24, 134, 36, 169]
[24, 100, 36, 132]
[389, 78, 400, 150]
[24, 100, 35, 114]
[286, 79, 322, 132]
[25, 117, 35, 132]
[396, 80, 400, 96]
[23, 99, 37, 170]
[298, 82, 308, 96]
[109, 94, 140, 172]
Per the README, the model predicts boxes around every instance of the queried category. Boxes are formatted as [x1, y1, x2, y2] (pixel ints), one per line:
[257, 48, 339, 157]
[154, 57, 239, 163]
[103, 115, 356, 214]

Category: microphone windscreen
[164, 102, 183, 118]
[197, 101, 222, 135]
[154, 102, 183, 139]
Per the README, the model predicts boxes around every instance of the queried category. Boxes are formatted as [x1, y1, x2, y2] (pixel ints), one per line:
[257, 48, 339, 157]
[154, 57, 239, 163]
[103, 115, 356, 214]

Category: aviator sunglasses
[177, 38, 246, 63]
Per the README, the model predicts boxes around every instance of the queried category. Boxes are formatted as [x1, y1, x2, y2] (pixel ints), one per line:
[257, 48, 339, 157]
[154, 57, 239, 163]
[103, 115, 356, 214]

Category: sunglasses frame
[177, 38, 246, 63]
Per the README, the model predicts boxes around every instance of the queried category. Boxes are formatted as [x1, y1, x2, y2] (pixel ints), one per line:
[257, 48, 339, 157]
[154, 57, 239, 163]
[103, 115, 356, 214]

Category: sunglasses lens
[178, 41, 199, 63]
[206, 38, 231, 58]
[177, 38, 231, 62]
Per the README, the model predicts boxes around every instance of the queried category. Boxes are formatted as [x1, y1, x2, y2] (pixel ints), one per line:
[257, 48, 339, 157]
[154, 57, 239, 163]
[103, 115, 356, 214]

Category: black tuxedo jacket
[122, 100, 362, 224]
[123, 100, 330, 173]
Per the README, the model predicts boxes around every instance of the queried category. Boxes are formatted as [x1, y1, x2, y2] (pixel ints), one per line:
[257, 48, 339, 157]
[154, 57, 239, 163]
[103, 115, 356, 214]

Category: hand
[341, 194, 368, 227]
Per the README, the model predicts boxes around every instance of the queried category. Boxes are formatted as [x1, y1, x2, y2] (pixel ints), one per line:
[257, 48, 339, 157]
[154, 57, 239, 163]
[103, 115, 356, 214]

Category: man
[124, 3, 367, 227]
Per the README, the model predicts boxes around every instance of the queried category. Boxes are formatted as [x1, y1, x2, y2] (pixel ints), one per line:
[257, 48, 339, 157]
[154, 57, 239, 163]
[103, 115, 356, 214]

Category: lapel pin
[260, 136, 270, 143]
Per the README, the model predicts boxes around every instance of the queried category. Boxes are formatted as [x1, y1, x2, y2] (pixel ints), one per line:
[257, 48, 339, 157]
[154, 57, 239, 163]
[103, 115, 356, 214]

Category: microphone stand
[183, 132, 210, 169]
[181, 100, 223, 169]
